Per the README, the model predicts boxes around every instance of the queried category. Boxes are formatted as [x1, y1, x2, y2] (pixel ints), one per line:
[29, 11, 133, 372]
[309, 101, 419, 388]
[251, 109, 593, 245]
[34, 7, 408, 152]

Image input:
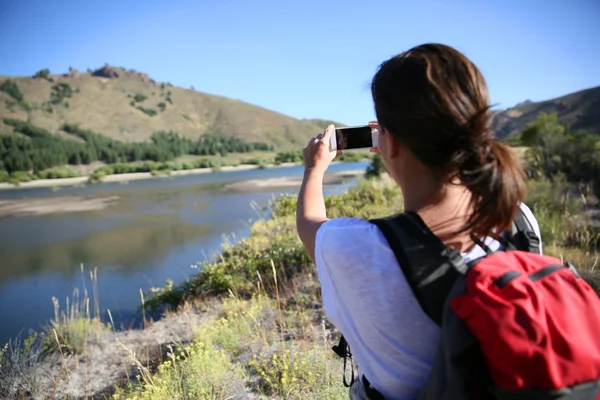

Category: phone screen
[334, 126, 373, 150]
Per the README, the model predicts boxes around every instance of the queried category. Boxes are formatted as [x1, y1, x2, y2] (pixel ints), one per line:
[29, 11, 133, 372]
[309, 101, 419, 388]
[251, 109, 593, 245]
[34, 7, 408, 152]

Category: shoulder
[316, 217, 389, 254]
[315, 217, 396, 276]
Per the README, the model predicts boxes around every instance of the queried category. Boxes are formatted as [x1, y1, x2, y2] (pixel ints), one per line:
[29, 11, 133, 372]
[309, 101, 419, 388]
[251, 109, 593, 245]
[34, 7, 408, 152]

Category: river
[0, 161, 369, 345]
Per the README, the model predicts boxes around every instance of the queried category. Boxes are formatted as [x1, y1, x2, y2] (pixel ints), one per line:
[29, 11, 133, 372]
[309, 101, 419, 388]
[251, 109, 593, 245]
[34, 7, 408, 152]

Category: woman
[295, 43, 542, 399]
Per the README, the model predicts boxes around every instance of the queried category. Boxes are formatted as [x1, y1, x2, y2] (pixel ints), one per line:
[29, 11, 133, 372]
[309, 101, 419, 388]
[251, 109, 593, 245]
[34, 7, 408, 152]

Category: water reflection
[0, 217, 211, 281]
[0, 162, 369, 344]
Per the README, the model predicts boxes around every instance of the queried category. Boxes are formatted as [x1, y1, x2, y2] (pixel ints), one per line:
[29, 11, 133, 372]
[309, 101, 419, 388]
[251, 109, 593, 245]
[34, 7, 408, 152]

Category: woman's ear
[386, 130, 402, 160]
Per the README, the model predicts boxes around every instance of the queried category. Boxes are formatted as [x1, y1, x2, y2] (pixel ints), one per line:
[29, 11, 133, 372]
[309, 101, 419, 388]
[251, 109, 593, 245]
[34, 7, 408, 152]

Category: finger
[316, 133, 323, 140]
[322, 124, 335, 141]
[368, 121, 378, 128]
[369, 147, 380, 154]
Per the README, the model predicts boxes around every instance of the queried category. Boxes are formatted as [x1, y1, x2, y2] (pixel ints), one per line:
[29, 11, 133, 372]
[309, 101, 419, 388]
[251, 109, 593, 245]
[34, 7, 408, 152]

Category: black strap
[370, 212, 468, 326]
[509, 209, 541, 254]
[332, 335, 354, 387]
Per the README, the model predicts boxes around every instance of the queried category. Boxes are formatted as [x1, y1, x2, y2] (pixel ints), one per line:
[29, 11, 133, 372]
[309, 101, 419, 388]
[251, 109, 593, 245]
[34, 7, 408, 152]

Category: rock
[92, 64, 121, 79]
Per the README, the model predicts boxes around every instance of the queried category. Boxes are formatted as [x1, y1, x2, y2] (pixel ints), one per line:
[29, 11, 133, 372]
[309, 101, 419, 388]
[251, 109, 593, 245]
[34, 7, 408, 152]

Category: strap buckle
[442, 248, 468, 274]
[525, 231, 540, 246]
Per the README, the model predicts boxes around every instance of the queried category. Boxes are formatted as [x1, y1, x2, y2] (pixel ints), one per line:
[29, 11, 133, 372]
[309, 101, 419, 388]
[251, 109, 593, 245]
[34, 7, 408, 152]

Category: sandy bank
[0, 163, 303, 191]
[223, 169, 365, 192]
[0, 195, 120, 219]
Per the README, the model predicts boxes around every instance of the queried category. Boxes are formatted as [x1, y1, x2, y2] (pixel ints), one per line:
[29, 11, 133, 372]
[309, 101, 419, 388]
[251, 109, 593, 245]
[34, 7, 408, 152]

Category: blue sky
[1, 0, 599, 125]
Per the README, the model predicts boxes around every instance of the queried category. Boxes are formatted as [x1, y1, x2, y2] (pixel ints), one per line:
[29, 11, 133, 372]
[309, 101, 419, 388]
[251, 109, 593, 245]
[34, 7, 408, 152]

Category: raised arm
[296, 125, 338, 263]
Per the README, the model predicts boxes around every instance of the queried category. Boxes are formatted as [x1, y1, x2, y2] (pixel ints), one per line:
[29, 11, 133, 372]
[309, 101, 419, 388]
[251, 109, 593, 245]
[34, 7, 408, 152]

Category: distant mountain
[492, 86, 600, 139]
[0, 65, 338, 149]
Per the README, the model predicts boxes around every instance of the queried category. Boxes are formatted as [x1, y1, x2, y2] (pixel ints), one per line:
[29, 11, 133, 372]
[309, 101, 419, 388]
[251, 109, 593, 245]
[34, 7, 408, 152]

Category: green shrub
[157, 102, 166, 112]
[50, 83, 73, 105]
[337, 150, 371, 162]
[37, 167, 79, 180]
[0, 80, 23, 102]
[249, 347, 346, 398]
[137, 107, 157, 117]
[524, 174, 584, 246]
[133, 93, 147, 103]
[33, 69, 50, 80]
[8, 171, 32, 184]
[275, 150, 303, 164]
[365, 155, 388, 179]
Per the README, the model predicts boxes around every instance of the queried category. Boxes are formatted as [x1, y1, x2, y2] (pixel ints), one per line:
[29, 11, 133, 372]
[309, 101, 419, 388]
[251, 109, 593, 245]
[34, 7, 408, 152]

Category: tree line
[0, 118, 273, 176]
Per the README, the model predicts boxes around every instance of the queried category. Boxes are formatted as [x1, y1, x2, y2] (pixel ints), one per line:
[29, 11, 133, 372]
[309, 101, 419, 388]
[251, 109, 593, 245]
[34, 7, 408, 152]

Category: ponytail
[459, 139, 527, 238]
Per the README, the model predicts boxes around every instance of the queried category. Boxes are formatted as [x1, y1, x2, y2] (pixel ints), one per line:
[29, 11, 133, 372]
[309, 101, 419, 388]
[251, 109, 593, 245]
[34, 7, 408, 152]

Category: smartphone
[330, 125, 378, 152]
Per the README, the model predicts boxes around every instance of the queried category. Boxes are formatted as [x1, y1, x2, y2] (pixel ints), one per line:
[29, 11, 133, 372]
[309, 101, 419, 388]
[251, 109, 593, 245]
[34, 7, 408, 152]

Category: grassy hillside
[492, 85, 600, 139]
[0, 66, 330, 149]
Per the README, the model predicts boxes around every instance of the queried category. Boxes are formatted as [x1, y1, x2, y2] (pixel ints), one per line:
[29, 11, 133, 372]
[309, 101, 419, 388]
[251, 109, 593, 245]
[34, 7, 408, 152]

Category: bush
[275, 150, 303, 164]
[157, 102, 166, 112]
[36, 167, 79, 180]
[337, 150, 371, 162]
[33, 69, 50, 79]
[133, 93, 147, 103]
[137, 107, 157, 117]
[0, 80, 24, 102]
[365, 155, 388, 179]
[249, 347, 346, 398]
[50, 83, 73, 105]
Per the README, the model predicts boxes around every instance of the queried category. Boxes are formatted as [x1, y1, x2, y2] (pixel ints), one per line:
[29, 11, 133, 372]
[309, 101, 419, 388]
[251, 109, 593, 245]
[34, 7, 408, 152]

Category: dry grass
[0, 71, 327, 149]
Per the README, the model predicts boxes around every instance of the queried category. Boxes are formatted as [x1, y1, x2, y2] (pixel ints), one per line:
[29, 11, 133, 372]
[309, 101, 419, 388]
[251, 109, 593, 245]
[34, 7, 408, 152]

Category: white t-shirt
[314, 203, 542, 400]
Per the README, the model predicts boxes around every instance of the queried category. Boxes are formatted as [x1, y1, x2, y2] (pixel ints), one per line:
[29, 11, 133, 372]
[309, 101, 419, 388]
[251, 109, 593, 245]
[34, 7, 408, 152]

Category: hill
[492, 85, 600, 139]
[0, 65, 333, 149]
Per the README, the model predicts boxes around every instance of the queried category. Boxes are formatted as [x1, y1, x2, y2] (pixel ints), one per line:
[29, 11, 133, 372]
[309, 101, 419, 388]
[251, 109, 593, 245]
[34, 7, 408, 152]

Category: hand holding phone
[330, 125, 379, 152]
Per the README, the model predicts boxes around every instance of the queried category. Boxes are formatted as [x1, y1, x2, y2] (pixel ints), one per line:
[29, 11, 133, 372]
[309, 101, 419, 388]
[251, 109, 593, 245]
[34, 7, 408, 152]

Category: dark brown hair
[371, 43, 526, 238]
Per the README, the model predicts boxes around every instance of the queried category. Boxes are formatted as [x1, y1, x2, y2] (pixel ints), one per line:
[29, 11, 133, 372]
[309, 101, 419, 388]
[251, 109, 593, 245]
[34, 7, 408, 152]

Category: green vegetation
[133, 93, 147, 103]
[365, 155, 387, 179]
[33, 69, 50, 80]
[516, 112, 600, 198]
[0, 80, 24, 103]
[0, 119, 272, 183]
[157, 102, 166, 112]
[136, 106, 157, 117]
[50, 82, 73, 105]
[274, 149, 372, 165]
[88, 157, 225, 182]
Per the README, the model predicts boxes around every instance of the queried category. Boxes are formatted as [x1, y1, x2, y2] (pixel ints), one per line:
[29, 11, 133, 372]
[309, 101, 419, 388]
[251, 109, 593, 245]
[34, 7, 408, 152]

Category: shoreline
[0, 166, 366, 218]
[0, 162, 304, 191]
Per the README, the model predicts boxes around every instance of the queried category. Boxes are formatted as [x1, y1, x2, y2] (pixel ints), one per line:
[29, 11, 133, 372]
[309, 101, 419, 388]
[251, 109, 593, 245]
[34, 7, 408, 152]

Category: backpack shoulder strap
[370, 211, 467, 326]
[505, 207, 541, 254]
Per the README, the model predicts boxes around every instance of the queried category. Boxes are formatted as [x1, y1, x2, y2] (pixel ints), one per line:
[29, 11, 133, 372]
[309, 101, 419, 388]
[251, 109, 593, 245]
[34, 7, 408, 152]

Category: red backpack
[333, 209, 600, 399]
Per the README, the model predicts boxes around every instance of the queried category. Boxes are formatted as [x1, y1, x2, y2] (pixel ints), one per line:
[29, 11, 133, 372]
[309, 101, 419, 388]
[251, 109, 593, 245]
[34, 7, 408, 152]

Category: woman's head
[371, 43, 526, 238]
